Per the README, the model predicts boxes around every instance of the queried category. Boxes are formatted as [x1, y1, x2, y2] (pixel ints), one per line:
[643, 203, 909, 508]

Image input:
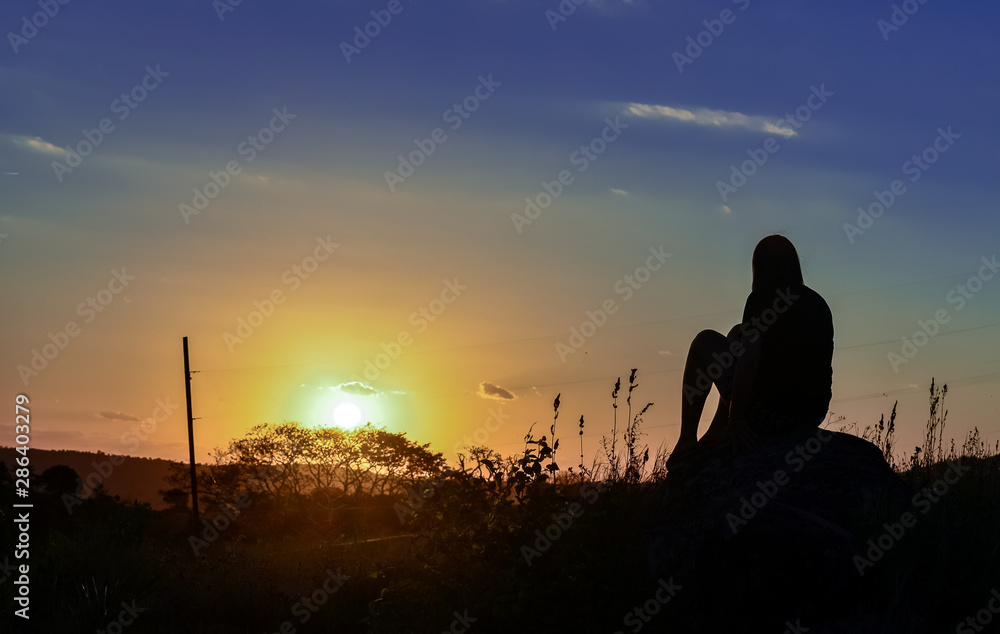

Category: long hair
[752, 235, 803, 291]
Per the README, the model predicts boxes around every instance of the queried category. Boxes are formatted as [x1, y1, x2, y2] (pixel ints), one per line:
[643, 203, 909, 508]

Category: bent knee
[691, 329, 725, 348]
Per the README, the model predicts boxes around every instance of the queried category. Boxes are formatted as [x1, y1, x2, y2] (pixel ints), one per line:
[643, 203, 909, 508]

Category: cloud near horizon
[336, 381, 379, 397]
[479, 381, 516, 401]
[624, 103, 797, 137]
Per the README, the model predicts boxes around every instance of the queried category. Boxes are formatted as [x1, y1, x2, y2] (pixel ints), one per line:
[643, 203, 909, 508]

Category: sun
[332, 402, 363, 429]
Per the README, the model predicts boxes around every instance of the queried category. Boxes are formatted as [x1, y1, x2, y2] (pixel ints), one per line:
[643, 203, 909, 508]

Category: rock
[643, 428, 915, 632]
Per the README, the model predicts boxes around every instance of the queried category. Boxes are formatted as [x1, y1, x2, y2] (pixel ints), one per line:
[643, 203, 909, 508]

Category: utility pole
[183, 336, 200, 526]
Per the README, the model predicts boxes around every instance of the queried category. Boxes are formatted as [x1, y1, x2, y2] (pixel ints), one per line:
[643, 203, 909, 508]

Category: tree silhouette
[190, 421, 446, 502]
[159, 487, 189, 511]
[39, 464, 81, 497]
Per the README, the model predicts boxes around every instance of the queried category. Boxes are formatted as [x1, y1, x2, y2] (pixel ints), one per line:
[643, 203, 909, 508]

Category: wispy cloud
[5, 134, 65, 155]
[336, 381, 378, 396]
[479, 381, 516, 401]
[302, 381, 405, 397]
[98, 410, 140, 422]
[624, 103, 797, 137]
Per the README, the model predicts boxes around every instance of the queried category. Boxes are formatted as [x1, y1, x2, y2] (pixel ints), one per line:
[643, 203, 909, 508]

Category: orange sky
[3, 1, 999, 470]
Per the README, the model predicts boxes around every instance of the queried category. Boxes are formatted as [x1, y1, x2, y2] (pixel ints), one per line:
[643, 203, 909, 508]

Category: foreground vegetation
[1, 376, 997, 632]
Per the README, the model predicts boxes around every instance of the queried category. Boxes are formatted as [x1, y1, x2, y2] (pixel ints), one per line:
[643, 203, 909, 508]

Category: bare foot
[666, 439, 699, 469]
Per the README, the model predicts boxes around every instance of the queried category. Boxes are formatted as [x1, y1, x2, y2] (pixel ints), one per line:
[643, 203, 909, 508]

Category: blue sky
[2, 0, 999, 464]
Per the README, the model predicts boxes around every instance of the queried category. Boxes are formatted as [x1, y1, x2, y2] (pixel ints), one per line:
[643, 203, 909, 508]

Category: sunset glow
[1, 0, 997, 468]
[3, 2, 999, 631]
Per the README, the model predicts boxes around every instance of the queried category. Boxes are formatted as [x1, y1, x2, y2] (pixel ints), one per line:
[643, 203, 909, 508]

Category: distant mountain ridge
[0, 446, 184, 510]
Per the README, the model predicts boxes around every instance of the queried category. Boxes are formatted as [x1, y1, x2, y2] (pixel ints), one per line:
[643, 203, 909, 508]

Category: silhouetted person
[668, 235, 833, 467]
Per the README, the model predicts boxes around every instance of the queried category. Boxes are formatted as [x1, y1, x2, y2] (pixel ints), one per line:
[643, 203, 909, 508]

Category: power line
[830, 371, 1000, 404]
[191, 367, 1000, 427]
[837, 319, 1000, 350]
[186, 267, 1000, 433]
[195, 270, 1000, 376]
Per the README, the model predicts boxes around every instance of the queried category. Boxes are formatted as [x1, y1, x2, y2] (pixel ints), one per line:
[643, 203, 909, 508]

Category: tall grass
[6, 372, 997, 632]
[846, 378, 999, 474]
[597, 369, 653, 482]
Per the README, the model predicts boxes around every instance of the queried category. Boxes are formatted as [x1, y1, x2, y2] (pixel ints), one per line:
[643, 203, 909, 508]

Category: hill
[0, 447, 184, 510]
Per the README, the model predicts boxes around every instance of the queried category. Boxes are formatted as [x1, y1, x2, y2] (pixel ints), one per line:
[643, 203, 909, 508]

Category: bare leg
[699, 398, 731, 445]
[677, 330, 729, 443]
[669, 329, 728, 465]
[669, 326, 741, 466]
[700, 325, 742, 445]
